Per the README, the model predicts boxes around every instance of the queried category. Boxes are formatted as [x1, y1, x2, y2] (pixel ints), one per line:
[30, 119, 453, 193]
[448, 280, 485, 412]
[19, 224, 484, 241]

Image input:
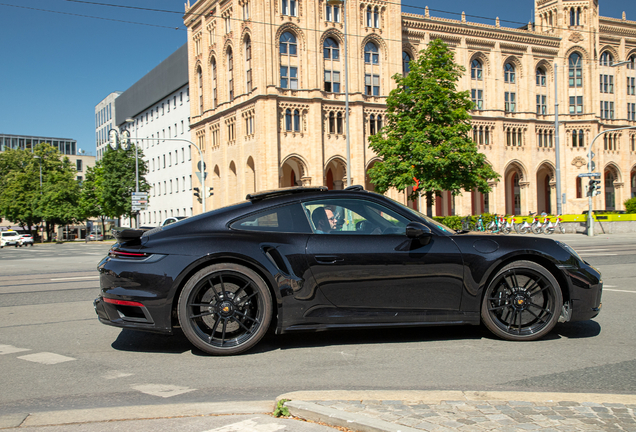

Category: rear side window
[230, 203, 311, 233]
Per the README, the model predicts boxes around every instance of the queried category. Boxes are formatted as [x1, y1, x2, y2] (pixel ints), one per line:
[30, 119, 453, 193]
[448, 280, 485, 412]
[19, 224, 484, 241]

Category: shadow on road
[109, 319, 602, 356]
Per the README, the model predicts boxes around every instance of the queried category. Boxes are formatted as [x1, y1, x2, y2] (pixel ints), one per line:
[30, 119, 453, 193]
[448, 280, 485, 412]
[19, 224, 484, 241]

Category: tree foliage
[368, 39, 499, 212]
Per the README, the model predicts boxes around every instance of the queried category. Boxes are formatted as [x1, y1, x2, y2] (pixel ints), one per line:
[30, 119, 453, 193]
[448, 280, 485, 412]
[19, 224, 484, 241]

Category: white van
[1, 231, 20, 248]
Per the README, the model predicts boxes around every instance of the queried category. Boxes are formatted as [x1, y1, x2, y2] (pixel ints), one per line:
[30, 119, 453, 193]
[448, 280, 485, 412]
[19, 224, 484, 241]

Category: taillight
[109, 249, 149, 259]
[103, 298, 145, 307]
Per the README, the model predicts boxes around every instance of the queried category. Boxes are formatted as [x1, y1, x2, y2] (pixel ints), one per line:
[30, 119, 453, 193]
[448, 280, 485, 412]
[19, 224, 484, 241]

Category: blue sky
[1, 0, 635, 156]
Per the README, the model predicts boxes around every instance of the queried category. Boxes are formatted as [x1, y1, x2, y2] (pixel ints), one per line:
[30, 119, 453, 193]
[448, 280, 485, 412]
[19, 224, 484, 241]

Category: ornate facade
[184, 0, 636, 216]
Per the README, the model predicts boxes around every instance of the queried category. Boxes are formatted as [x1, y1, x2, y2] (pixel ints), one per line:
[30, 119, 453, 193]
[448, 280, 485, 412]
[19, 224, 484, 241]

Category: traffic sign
[132, 192, 148, 196]
[578, 173, 601, 178]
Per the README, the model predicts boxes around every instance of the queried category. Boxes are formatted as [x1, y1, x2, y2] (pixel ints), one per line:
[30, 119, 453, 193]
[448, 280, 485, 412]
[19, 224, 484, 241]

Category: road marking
[578, 253, 618, 256]
[0, 344, 31, 355]
[50, 276, 100, 281]
[102, 371, 134, 380]
[576, 249, 610, 252]
[131, 384, 195, 398]
[604, 289, 636, 293]
[203, 418, 286, 432]
[18, 352, 76, 365]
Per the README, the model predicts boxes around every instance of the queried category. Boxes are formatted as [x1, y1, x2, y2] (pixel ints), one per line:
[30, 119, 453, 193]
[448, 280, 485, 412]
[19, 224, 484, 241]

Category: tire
[178, 263, 273, 355]
[559, 225, 565, 234]
[544, 227, 554, 235]
[531, 224, 543, 234]
[481, 261, 562, 341]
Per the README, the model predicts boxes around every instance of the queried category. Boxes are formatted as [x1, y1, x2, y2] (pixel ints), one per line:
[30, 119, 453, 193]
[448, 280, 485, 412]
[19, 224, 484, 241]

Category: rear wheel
[481, 261, 562, 341]
[178, 263, 273, 355]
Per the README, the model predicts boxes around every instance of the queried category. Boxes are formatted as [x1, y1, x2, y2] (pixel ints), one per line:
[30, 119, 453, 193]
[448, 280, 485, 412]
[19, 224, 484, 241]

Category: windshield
[381, 194, 455, 235]
[2, 232, 19, 237]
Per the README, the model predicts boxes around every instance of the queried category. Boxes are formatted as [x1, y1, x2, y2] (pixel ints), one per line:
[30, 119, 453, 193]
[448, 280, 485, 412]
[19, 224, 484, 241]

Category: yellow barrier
[508, 214, 636, 223]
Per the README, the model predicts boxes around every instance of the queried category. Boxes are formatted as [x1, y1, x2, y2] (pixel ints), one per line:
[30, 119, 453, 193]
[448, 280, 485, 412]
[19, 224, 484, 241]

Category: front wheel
[178, 263, 272, 356]
[481, 261, 562, 341]
[531, 225, 543, 234]
[559, 225, 565, 234]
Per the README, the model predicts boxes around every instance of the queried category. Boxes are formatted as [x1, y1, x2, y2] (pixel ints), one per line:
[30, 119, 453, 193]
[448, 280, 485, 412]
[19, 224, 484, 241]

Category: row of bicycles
[461, 213, 566, 235]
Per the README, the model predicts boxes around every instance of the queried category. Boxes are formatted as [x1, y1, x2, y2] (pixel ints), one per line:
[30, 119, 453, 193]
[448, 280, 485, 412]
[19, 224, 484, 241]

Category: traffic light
[208, 187, 214, 197]
[588, 179, 601, 197]
[193, 187, 202, 203]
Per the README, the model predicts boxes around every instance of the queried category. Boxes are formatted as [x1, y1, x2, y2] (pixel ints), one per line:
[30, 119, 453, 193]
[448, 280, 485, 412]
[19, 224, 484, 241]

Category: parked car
[95, 186, 603, 356]
[88, 232, 103, 241]
[1, 231, 21, 248]
[18, 234, 34, 247]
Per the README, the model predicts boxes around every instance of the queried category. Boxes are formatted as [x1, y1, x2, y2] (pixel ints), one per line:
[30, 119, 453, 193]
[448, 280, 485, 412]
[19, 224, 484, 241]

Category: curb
[286, 400, 421, 432]
[0, 401, 272, 429]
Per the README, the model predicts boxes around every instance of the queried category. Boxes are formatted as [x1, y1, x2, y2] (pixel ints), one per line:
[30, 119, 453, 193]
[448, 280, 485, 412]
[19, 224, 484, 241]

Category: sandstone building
[184, 0, 636, 216]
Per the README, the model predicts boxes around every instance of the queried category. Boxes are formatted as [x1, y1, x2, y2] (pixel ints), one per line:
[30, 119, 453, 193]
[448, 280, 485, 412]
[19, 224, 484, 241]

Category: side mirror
[406, 222, 432, 239]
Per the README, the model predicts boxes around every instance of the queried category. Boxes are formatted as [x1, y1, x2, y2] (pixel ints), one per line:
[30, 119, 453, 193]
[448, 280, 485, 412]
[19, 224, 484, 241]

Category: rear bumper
[93, 296, 172, 334]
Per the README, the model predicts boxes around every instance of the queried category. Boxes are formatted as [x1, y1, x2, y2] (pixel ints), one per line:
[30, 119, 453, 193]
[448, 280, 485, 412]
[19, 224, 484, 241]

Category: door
[302, 198, 464, 317]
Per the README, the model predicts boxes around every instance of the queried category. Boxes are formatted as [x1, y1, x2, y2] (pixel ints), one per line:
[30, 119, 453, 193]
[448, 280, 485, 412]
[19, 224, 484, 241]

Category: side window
[302, 199, 409, 235]
[230, 204, 311, 233]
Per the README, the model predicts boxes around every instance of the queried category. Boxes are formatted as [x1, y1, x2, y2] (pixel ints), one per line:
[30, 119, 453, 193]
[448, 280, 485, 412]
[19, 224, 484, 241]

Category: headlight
[555, 240, 583, 262]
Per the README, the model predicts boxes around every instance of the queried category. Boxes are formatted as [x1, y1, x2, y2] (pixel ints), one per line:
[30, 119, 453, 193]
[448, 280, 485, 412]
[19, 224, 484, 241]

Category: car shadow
[110, 320, 602, 356]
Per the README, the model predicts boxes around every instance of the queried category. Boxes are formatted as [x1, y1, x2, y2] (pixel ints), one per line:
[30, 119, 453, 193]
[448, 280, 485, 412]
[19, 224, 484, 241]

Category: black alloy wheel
[178, 263, 272, 355]
[481, 261, 562, 341]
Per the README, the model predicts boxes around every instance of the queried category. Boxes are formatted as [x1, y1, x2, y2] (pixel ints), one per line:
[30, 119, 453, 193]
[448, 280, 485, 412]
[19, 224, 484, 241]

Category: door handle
[315, 255, 343, 264]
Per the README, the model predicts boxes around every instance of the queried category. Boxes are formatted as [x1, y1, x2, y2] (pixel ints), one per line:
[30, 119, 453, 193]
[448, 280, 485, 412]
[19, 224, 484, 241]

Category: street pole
[554, 63, 562, 215]
[343, 0, 350, 188]
[125, 118, 139, 228]
[586, 126, 636, 237]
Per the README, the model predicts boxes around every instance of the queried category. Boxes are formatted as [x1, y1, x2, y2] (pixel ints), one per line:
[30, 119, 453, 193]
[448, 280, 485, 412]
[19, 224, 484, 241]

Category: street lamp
[125, 118, 139, 227]
[33, 155, 43, 243]
[328, 0, 350, 188]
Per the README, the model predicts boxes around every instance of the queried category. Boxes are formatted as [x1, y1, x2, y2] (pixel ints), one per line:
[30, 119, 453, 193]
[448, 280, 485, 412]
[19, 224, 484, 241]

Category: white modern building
[95, 92, 122, 161]
[116, 44, 192, 227]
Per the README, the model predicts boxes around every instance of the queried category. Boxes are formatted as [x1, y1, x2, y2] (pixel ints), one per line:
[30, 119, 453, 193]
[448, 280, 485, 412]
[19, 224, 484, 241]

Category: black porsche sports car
[95, 186, 602, 355]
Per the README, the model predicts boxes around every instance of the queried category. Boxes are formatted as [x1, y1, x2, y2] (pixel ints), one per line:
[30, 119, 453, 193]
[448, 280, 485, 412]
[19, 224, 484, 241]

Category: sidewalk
[2, 391, 635, 431]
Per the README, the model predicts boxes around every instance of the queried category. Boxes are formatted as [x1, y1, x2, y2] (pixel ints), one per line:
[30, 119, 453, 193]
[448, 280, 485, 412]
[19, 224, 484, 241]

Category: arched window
[569, 52, 582, 88]
[373, 7, 379, 28]
[280, 32, 298, 89]
[280, 32, 297, 55]
[504, 63, 515, 83]
[579, 130, 585, 148]
[471, 59, 483, 80]
[323, 37, 339, 59]
[366, 6, 372, 27]
[197, 66, 203, 115]
[211, 57, 218, 108]
[329, 111, 335, 134]
[576, 7, 581, 25]
[245, 36, 252, 92]
[402, 52, 411, 76]
[364, 42, 380, 96]
[227, 48, 234, 101]
[570, 8, 575, 26]
[628, 54, 636, 70]
[293, 109, 300, 132]
[285, 109, 292, 131]
[369, 114, 376, 135]
[600, 51, 614, 66]
[324, 38, 340, 92]
[536, 67, 546, 86]
[336, 112, 343, 134]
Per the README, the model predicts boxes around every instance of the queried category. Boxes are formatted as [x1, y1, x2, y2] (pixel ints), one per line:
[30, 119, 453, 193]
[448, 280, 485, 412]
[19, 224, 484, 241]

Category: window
[569, 96, 583, 114]
[402, 52, 411, 76]
[505, 92, 516, 112]
[280, 66, 298, 89]
[505, 127, 523, 147]
[301, 199, 409, 235]
[364, 42, 379, 64]
[536, 67, 546, 86]
[600, 101, 615, 119]
[471, 60, 483, 80]
[336, 112, 343, 134]
[373, 7, 379, 28]
[227, 48, 234, 101]
[325, 3, 340, 22]
[576, 177, 582, 198]
[629, 103, 636, 121]
[369, 114, 382, 136]
[629, 54, 636, 70]
[231, 204, 310, 233]
[324, 70, 340, 92]
[472, 126, 490, 145]
[537, 95, 547, 114]
[211, 58, 218, 108]
[282, 0, 297, 16]
[472, 89, 483, 110]
[284, 109, 300, 132]
[243, 1, 249, 19]
[537, 130, 553, 148]
[366, 6, 372, 27]
[365, 74, 380, 96]
[569, 53, 583, 87]
[323, 37, 339, 60]
[504, 63, 515, 83]
[628, 76, 635, 96]
[572, 129, 585, 147]
[600, 51, 614, 67]
[329, 111, 335, 134]
[197, 67, 203, 114]
[245, 36, 252, 92]
[600, 74, 614, 94]
[76, 160, 83, 172]
[280, 32, 297, 55]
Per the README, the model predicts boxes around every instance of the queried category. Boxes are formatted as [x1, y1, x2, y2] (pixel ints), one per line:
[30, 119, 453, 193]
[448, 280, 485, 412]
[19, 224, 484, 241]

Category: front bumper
[558, 264, 602, 322]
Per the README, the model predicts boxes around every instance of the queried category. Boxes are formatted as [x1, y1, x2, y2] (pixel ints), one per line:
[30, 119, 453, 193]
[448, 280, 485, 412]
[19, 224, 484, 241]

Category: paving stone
[592, 406, 611, 413]
[515, 423, 542, 430]
[509, 401, 536, 407]
[558, 401, 580, 407]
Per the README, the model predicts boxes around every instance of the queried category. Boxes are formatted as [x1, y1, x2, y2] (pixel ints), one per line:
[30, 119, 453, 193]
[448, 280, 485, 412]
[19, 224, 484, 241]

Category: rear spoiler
[111, 227, 150, 242]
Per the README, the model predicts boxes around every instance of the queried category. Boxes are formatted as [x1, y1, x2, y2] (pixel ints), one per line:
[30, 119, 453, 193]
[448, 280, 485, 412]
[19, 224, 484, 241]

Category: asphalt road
[0, 234, 635, 417]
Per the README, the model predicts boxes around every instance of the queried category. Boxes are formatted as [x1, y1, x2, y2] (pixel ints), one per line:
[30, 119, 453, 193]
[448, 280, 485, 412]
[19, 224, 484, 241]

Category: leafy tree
[78, 164, 108, 237]
[625, 197, 636, 214]
[99, 146, 150, 223]
[368, 39, 499, 216]
[0, 149, 41, 232]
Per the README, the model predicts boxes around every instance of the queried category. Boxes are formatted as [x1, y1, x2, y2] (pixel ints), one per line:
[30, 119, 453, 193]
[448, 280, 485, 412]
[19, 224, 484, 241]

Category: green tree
[368, 39, 499, 216]
[0, 149, 42, 232]
[78, 164, 108, 237]
[100, 146, 150, 223]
